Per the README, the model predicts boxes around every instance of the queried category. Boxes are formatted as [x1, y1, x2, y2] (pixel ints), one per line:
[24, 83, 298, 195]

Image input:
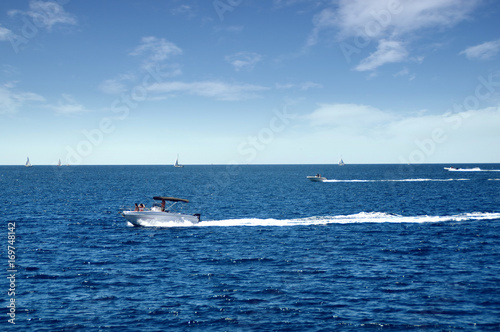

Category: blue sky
[1, 0, 499, 165]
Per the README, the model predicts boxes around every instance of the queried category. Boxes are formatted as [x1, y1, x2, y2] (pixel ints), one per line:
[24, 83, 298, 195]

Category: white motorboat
[444, 166, 481, 172]
[307, 174, 327, 182]
[122, 196, 200, 226]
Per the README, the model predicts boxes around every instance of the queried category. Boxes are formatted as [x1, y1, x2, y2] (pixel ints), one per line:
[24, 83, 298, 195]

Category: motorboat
[307, 174, 327, 182]
[444, 166, 481, 172]
[121, 196, 200, 226]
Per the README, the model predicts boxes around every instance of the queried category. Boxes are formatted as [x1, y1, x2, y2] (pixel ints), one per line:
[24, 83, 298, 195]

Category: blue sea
[1, 164, 500, 331]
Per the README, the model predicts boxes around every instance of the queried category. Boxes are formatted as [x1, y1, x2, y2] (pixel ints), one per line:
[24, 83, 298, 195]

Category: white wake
[445, 167, 500, 172]
[128, 212, 500, 227]
[322, 178, 469, 183]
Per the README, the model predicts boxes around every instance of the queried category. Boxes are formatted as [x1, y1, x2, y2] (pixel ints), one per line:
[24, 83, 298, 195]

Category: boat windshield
[151, 200, 186, 212]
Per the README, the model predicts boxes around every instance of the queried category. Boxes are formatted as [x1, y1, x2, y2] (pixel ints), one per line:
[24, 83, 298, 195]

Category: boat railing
[121, 203, 187, 213]
[121, 206, 155, 212]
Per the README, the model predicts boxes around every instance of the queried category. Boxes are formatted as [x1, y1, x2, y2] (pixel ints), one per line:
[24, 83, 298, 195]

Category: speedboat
[121, 196, 200, 226]
[307, 174, 327, 182]
[444, 166, 481, 172]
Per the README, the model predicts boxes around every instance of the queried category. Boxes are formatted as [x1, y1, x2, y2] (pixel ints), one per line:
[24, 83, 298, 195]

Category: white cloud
[329, 0, 477, 40]
[393, 67, 416, 81]
[306, 8, 336, 47]
[460, 39, 500, 60]
[225, 52, 262, 71]
[394, 67, 409, 76]
[48, 94, 88, 115]
[146, 81, 269, 101]
[9, 1, 77, 31]
[308, 0, 480, 71]
[276, 81, 323, 90]
[171, 4, 197, 19]
[355, 39, 408, 71]
[304, 103, 396, 129]
[0, 83, 45, 115]
[300, 81, 323, 90]
[302, 102, 500, 163]
[130, 36, 182, 71]
[99, 38, 183, 99]
[98, 73, 136, 95]
[0, 25, 13, 41]
[99, 79, 128, 95]
[2, 65, 19, 76]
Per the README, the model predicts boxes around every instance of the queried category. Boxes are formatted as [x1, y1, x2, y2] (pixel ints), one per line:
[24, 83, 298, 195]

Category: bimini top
[153, 196, 189, 203]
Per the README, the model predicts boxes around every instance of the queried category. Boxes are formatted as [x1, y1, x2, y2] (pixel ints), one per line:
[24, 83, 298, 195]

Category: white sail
[25, 157, 32, 167]
[57, 159, 62, 167]
[174, 155, 184, 168]
[339, 158, 345, 166]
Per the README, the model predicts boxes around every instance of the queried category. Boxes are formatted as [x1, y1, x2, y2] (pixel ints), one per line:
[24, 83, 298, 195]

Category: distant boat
[339, 158, 345, 166]
[307, 174, 327, 182]
[444, 166, 481, 172]
[174, 155, 184, 168]
[25, 157, 32, 167]
[57, 159, 62, 167]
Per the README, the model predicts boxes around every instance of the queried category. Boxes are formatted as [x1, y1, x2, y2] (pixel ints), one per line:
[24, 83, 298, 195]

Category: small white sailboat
[25, 157, 32, 167]
[174, 155, 184, 168]
[339, 158, 345, 166]
[57, 159, 62, 167]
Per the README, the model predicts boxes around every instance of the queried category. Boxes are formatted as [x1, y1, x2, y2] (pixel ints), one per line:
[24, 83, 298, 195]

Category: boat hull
[122, 211, 200, 226]
[307, 176, 327, 182]
[444, 167, 481, 171]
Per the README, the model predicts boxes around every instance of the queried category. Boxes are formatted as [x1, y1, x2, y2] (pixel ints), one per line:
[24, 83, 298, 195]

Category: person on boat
[134, 203, 139, 211]
[161, 200, 166, 212]
[139, 203, 145, 211]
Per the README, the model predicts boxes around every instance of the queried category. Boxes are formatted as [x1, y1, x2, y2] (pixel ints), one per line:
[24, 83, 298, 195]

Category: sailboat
[174, 155, 184, 168]
[338, 157, 345, 166]
[57, 159, 62, 167]
[25, 157, 32, 167]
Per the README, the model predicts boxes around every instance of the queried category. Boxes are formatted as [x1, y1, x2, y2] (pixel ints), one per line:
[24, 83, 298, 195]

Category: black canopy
[153, 196, 189, 203]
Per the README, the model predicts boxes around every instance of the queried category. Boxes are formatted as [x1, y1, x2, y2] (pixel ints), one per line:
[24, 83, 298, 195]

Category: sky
[1, 0, 500, 165]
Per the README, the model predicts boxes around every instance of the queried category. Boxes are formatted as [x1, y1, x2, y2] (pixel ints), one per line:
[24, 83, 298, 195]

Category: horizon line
[2, 162, 499, 166]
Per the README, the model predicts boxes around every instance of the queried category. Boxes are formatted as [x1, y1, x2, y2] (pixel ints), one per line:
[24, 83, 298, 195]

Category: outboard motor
[193, 214, 201, 222]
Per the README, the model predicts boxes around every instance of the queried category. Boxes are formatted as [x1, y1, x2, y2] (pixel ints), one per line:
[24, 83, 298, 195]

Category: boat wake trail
[131, 212, 500, 227]
[322, 178, 469, 183]
[445, 167, 500, 172]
